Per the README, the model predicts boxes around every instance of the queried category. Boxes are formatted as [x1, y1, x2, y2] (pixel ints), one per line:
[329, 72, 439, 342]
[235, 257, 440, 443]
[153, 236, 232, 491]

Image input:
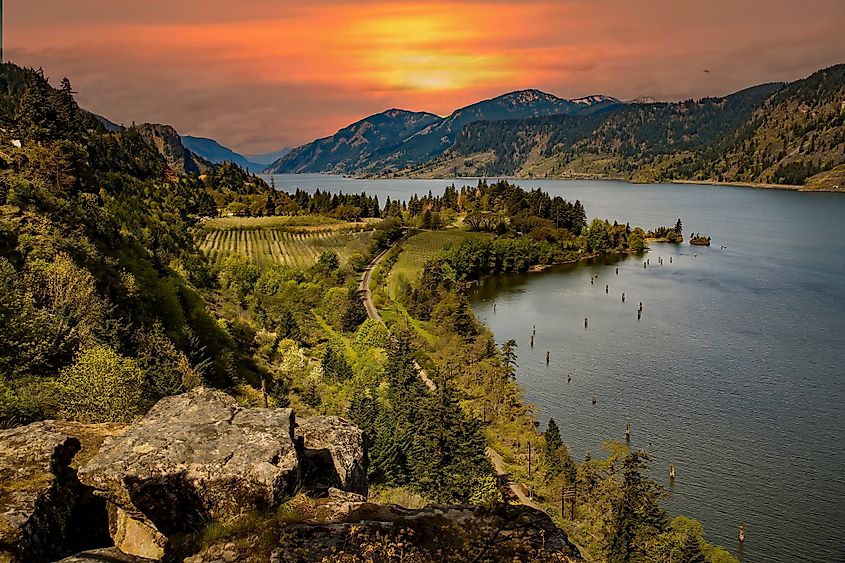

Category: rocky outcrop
[78, 388, 300, 559]
[296, 416, 367, 497]
[135, 123, 210, 175]
[2, 388, 579, 563]
[0, 421, 122, 562]
[185, 501, 581, 562]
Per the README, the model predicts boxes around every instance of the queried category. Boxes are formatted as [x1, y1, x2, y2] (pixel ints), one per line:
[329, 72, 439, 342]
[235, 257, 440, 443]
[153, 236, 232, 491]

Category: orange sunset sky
[6, 0, 845, 153]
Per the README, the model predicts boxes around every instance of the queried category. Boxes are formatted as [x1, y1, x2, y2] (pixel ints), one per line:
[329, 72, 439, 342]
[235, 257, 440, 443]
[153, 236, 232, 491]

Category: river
[266, 174, 845, 563]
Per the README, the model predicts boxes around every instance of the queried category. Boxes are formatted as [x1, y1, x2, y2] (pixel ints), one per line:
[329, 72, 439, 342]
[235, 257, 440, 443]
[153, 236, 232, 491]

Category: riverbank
[366, 171, 843, 193]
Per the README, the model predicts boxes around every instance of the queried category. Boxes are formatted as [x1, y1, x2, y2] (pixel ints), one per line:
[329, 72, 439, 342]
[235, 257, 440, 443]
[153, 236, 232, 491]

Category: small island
[689, 233, 712, 246]
[646, 219, 684, 243]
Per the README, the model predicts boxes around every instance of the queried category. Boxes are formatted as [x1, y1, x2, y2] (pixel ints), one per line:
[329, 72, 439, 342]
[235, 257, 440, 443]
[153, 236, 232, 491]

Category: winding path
[486, 447, 543, 511]
[358, 245, 436, 392]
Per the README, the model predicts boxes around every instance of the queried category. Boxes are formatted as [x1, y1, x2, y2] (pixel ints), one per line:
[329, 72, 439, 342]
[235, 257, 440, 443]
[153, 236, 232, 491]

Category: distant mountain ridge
[268, 109, 441, 174]
[181, 135, 266, 172]
[245, 148, 290, 166]
[267, 89, 622, 174]
[417, 65, 845, 189]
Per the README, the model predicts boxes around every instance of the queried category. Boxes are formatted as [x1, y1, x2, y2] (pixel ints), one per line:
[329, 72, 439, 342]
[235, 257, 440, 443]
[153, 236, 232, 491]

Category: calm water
[268, 175, 845, 563]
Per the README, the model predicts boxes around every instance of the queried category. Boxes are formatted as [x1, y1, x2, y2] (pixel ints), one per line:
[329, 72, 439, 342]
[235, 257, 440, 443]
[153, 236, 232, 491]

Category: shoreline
[353, 172, 842, 193]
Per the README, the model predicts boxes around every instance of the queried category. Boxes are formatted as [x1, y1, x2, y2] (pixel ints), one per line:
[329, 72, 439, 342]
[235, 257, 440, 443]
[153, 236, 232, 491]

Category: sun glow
[346, 7, 519, 91]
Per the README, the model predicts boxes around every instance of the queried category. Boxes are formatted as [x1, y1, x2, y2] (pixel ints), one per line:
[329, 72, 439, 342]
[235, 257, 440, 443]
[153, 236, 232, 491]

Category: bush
[56, 345, 147, 423]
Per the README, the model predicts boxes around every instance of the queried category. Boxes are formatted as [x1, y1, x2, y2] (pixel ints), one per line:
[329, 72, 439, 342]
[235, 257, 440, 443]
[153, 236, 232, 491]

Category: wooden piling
[625, 423, 631, 438]
[584, 318, 588, 328]
[616, 267, 619, 275]
[592, 396, 596, 405]
[530, 335, 534, 347]
[567, 374, 571, 383]
[637, 310, 642, 320]
[669, 464, 676, 479]
[670, 257, 673, 263]
[546, 351, 550, 364]
[622, 292, 626, 302]
[739, 525, 746, 543]
[605, 284, 609, 293]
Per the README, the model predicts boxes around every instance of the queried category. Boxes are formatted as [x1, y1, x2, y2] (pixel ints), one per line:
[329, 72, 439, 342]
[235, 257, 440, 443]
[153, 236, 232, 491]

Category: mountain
[411, 65, 845, 190]
[246, 148, 290, 166]
[181, 135, 264, 172]
[135, 123, 211, 175]
[365, 90, 622, 173]
[267, 90, 622, 175]
[267, 109, 441, 174]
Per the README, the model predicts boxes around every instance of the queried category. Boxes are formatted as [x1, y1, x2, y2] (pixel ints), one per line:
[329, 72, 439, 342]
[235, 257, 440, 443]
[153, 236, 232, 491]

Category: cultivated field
[199, 216, 375, 268]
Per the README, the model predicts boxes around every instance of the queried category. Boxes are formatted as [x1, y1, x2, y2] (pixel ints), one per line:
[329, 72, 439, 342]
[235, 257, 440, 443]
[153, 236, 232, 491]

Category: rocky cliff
[0, 388, 579, 563]
[135, 124, 211, 175]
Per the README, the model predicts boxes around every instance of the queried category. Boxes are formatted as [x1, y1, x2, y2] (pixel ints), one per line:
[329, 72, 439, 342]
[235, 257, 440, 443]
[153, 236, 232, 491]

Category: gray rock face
[296, 416, 367, 496]
[78, 388, 299, 557]
[0, 421, 118, 562]
[0, 422, 81, 562]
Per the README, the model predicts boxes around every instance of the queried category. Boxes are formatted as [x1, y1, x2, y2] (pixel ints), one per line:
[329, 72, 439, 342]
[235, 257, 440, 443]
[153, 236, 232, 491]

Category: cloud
[6, 0, 845, 152]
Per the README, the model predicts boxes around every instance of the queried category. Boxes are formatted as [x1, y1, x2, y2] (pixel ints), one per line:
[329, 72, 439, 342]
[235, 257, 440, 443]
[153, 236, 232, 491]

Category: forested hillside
[414, 65, 845, 189]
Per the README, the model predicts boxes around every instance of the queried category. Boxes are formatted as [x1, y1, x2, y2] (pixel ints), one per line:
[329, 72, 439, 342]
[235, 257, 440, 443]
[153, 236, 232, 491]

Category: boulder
[78, 388, 300, 559]
[0, 421, 121, 562]
[295, 416, 367, 496]
[0, 422, 80, 562]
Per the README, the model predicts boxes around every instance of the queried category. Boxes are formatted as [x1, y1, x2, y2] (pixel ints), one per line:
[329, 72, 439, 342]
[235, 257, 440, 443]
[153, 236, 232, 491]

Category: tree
[501, 339, 518, 379]
[606, 450, 667, 563]
[628, 227, 646, 252]
[545, 418, 563, 458]
[674, 218, 683, 235]
[322, 342, 353, 382]
[56, 345, 147, 423]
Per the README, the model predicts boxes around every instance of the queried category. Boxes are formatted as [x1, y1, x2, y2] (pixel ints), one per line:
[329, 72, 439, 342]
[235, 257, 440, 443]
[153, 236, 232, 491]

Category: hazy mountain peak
[571, 94, 621, 105]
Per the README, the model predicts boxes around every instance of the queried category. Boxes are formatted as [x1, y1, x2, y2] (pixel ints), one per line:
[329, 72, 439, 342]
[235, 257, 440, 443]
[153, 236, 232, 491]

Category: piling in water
[637, 310, 642, 320]
[530, 335, 534, 347]
[545, 351, 550, 364]
[622, 292, 626, 302]
[606, 284, 609, 293]
[625, 423, 631, 439]
[739, 526, 746, 543]
[584, 318, 588, 328]
[670, 257, 673, 263]
[669, 464, 676, 479]
[616, 267, 619, 275]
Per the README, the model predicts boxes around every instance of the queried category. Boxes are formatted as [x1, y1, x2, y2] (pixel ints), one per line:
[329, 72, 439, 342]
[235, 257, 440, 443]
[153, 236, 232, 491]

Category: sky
[5, 0, 845, 153]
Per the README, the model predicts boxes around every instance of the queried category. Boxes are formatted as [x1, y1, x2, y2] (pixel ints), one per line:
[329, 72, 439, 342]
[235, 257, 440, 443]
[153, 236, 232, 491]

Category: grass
[199, 221, 374, 269]
[386, 229, 491, 299]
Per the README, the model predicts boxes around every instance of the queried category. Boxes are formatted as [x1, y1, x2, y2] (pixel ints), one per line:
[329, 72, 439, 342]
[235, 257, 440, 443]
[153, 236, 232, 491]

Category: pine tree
[501, 339, 518, 379]
[606, 450, 667, 563]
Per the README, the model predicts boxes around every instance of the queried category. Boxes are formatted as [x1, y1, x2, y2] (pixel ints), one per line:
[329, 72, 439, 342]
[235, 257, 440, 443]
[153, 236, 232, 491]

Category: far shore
[355, 171, 843, 193]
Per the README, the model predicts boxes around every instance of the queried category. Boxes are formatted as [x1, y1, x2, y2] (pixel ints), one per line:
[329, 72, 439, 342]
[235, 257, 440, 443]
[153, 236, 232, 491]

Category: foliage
[55, 345, 147, 423]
